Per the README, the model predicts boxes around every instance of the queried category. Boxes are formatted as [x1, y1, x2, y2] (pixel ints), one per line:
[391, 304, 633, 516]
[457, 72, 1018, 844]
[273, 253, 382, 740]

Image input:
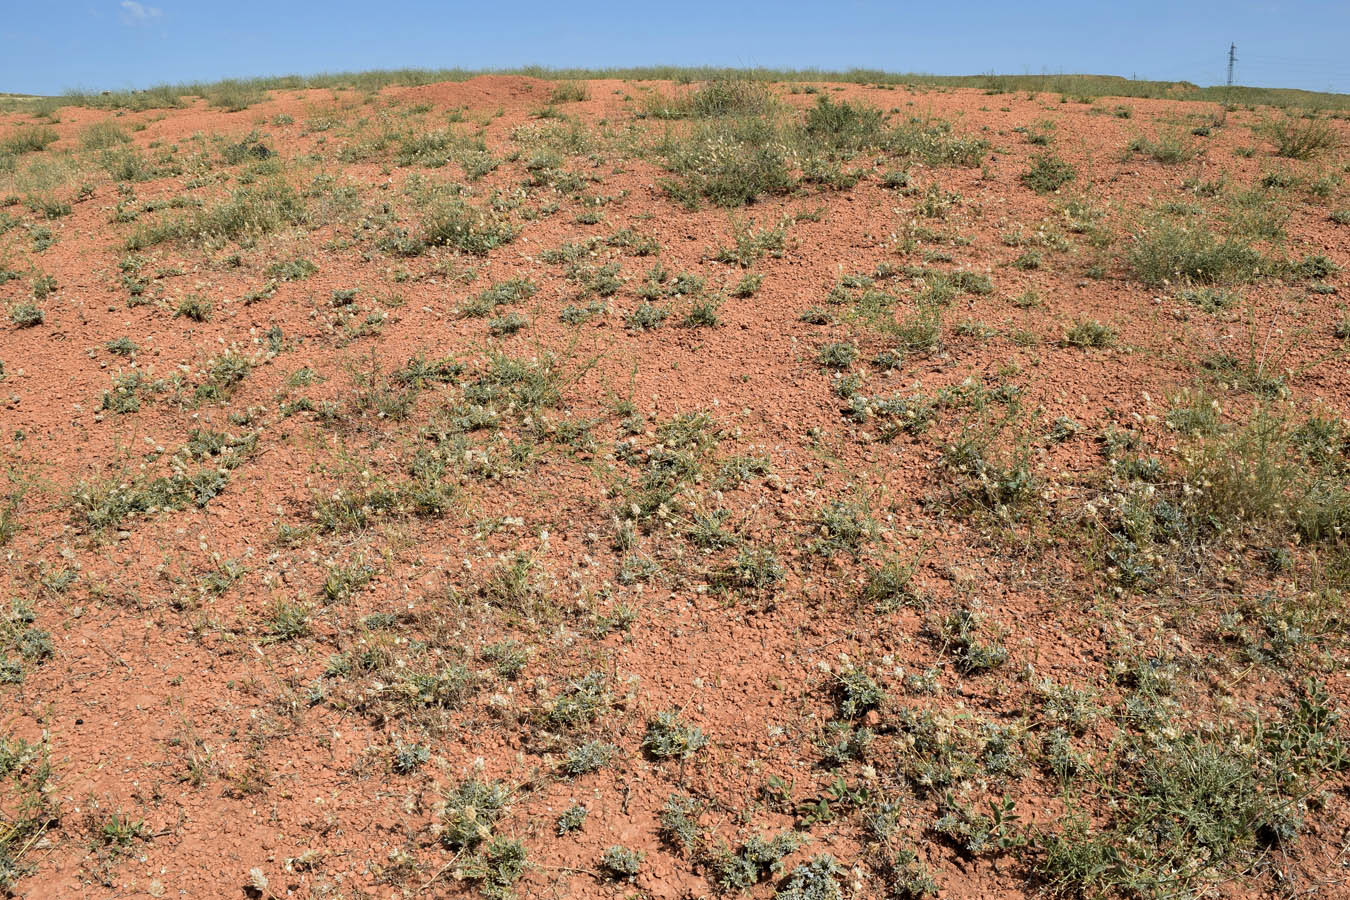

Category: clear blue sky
[3, 1, 1348, 96]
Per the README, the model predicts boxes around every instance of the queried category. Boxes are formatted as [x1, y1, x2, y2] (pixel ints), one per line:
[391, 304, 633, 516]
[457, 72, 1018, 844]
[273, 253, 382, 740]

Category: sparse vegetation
[1063, 319, 1115, 348]
[1, 65, 1347, 900]
[1126, 131, 1198, 163]
[79, 121, 130, 150]
[1, 126, 57, 156]
[644, 710, 708, 759]
[1020, 152, 1075, 193]
[8, 303, 43, 328]
[1128, 217, 1262, 285]
[1263, 114, 1339, 159]
[601, 845, 644, 878]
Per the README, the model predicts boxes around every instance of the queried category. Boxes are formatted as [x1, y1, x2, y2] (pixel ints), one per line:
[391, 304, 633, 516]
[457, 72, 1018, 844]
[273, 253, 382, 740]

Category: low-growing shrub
[8, 303, 43, 328]
[1020, 153, 1075, 193]
[660, 117, 794, 207]
[422, 199, 517, 255]
[79, 121, 131, 150]
[802, 95, 886, 152]
[1, 126, 58, 156]
[1128, 219, 1262, 286]
[1263, 115, 1338, 159]
[644, 710, 707, 759]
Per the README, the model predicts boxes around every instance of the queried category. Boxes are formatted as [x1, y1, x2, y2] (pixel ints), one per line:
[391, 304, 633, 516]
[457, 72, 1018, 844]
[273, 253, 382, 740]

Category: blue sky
[2, 1, 1348, 96]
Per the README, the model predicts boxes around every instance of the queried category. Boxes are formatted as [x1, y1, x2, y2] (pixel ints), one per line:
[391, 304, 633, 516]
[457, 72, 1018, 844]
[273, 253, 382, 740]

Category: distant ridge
[5, 67, 1347, 113]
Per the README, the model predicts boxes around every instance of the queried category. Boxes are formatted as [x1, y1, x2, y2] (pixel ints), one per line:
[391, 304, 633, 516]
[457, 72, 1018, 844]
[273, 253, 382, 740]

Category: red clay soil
[0, 76, 1348, 899]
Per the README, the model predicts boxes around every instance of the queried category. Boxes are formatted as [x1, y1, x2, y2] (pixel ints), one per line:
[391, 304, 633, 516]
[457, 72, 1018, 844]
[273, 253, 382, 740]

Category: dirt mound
[394, 74, 552, 108]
